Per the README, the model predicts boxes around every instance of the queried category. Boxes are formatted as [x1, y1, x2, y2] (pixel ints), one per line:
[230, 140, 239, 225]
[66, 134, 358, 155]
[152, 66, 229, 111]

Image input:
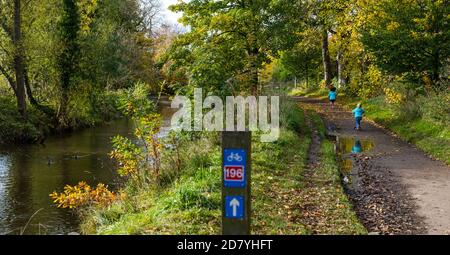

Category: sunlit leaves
[50, 182, 122, 209]
[167, 0, 306, 94]
[111, 135, 142, 177]
[117, 82, 156, 118]
[114, 84, 164, 181]
[360, 0, 450, 87]
[77, 0, 98, 34]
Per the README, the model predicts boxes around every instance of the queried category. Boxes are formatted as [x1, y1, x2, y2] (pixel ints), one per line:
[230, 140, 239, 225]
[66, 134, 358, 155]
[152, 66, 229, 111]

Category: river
[0, 104, 174, 235]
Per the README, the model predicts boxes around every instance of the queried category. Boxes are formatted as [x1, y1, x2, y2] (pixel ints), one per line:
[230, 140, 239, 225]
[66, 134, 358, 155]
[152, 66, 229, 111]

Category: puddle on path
[335, 136, 375, 187]
[336, 137, 375, 155]
[340, 158, 354, 175]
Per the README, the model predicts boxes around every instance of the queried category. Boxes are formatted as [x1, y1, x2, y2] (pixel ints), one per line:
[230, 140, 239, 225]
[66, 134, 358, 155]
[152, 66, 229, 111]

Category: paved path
[294, 97, 450, 235]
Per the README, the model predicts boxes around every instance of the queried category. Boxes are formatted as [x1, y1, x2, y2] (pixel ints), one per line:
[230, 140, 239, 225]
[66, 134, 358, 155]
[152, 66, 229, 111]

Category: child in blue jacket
[328, 87, 337, 109]
[352, 103, 365, 131]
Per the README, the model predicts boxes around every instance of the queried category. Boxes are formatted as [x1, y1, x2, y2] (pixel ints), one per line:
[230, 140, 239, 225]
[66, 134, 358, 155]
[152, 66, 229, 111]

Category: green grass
[304, 139, 366, 234]
[82, 129, 312, 235]
[289, 87, 329, 100]
[251, 129, 310, 234]
[82, 136, 222, 235]
[81, 98, 366, 235]
[309, 110, 327, 138]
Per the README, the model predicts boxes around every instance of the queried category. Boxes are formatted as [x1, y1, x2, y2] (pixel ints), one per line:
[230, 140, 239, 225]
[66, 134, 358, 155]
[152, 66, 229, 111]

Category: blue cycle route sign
[223, 149, 247, 188]
[225, 196, 244, 219]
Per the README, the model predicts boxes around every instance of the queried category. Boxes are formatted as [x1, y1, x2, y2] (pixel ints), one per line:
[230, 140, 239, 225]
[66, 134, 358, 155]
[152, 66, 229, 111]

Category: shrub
[110, 113, 164, 185]
[280, 98, 307, 134]
[0, 96, 46, 144]
[50, 182, 122, 209]
[91, 91, 123, 121]
[346, 64, 386, 99]
[384, 87, 404, 104]
[417, 92, 450, 125]
[396, 100, 421, 121]
[51, 83, 166, 212]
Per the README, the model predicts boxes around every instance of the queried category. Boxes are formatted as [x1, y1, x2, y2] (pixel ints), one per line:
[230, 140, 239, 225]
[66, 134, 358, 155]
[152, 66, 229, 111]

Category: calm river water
[0, 104, 174, 235]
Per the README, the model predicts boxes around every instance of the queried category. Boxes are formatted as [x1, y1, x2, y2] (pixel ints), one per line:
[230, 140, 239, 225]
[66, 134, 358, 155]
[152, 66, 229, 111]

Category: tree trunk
[248, 46, 259, 96]
[337, 48, 346, 89]
[24, 66, 55, 117]
[13, 0, 27, 119]
[321, 29, 332, 88]
[58, 0, 80, 127]
[305, 62, 309, 89]
[24, 67, 39, 106]
[430, 46, 441, 88]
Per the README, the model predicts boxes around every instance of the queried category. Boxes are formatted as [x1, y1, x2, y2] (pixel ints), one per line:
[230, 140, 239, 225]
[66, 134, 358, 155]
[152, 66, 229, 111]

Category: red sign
[224, 166, 244, 182]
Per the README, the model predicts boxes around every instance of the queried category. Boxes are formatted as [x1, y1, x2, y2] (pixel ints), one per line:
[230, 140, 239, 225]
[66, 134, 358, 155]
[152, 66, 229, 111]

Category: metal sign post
[222, 131, 251, 235]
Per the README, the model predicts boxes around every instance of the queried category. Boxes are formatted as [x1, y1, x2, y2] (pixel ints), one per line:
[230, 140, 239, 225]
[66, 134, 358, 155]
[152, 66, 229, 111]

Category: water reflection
[337, 137, 374, 155]
[0, 119, 135, 235]
[0, 103, 175, 235]
[340, 158, 354, 175]
[352, 140, 363, 154]
[336, 136, 375, 188]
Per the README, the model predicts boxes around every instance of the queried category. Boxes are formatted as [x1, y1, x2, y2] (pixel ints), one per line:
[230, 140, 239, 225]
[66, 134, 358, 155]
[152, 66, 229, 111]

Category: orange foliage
[50, 182, 123, 209]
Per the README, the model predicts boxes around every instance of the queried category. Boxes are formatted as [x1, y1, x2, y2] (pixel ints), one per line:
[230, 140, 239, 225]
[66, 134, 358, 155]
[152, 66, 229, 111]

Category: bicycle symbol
[227, 153, 243, 162]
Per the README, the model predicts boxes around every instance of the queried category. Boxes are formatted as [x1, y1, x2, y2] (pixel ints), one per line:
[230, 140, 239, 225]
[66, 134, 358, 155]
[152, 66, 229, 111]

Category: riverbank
[80, 99, 365, 235]
[0, 91, 123, 145]
[0, 118, 134, 235]
[0, 96, 176, 235]
[290, 88, 450, 165]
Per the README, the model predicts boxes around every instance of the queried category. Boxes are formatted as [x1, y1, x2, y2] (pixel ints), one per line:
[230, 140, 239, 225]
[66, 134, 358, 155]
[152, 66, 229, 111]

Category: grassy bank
[291, 88, 450, 165]
[80, 99, 365, 235]
[303, 138, 366, 234]
[299, 111, 365, 234]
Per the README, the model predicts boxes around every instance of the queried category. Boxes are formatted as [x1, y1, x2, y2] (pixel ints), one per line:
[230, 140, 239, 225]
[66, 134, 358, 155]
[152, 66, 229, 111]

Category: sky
[161, 0, 183, 25]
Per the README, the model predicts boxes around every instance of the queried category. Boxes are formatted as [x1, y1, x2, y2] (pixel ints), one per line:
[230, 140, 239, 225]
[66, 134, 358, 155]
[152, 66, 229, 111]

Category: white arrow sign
[230, 198, 240, 217]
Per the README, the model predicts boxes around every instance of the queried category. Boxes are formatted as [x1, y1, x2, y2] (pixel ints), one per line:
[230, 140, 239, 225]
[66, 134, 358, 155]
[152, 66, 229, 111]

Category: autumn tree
[360, 0, 450, 90]
[169, 0, 305, 95]
[0, 0, 27, 118]
[278, 28, 323, 88]
[57, 0, 80, 126]
[304, 0, 368, 89]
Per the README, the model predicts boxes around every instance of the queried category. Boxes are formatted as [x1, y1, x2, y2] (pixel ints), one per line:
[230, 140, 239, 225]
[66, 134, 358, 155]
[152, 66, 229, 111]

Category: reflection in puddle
[340, 158, 353, 175]
[337, 137, 375, 155]
[336, 136, 375, 188]
[352, 140, 363, 154]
